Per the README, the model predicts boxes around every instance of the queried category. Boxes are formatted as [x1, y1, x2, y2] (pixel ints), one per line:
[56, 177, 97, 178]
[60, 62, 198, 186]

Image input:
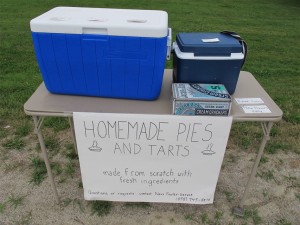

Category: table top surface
[24, 70, 283, 122]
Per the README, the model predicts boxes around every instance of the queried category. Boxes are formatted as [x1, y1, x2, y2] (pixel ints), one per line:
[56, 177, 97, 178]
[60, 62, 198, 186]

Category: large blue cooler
[30, 7, 169, 100]
[173, 32, 246, 94]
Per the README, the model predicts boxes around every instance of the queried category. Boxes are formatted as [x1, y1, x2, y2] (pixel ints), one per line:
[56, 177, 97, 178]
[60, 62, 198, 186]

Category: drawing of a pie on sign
[88, 140, 102, 152]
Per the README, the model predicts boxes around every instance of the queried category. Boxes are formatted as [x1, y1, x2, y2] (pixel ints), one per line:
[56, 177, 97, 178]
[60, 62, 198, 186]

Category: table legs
[32, 116, 60, 204]
[68, 117, 78, 154]
[233, 121, 273, 216]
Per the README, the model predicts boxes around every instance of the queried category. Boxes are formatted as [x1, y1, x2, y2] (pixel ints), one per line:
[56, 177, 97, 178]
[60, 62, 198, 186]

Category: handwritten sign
[235, 98, 264, 104]
[242, 105, 271, 113]
[73, 113, 232, 204]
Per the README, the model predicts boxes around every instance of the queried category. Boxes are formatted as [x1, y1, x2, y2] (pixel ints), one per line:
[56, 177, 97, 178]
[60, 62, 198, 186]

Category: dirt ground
[0, 127, 299, 225]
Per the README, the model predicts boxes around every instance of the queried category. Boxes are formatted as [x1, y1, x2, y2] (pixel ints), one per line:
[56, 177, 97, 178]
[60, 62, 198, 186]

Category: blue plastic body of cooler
[32, 32, 168, 100]
[173, 33, 244, 95]
[173, 55, 243, 95]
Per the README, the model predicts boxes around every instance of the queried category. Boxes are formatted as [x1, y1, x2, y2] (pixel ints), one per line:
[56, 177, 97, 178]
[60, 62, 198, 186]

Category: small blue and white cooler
[173, 32, 247, 94]
[30, 7, 171, 100]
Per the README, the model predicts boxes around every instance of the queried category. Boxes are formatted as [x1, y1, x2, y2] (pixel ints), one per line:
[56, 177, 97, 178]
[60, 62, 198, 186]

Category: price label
[242, 105, 271, 113]
[235, 98, 264, 104]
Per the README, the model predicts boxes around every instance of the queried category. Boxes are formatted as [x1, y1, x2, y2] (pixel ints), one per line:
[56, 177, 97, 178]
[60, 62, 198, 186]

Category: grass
[44, 136, 61, 156]
[2, 162, 14, 172]
[200, 212, 208, 224]
[29, 157, 66, 185]
[227, 153, 238, 164]
[262, 189, 269, 198]
[224, 191, 234, 203]
[64, 161, 76, 178]
[2, 136, 25, 150]
[0, 202, 6, 213]
[184, 213, 195, 221]
[43, 118, 70, 132]
[169, 217, 176, 223]
[0, 128, 9, 139]
[29, 156, 74, 184]
[29, 156, 47, 185]
[257, 169, 275, 182]
[275, 218, 292, 225]
[124, 202, 151, 208]
[63, 143, 78, 160]
[260, 156, 268, 164]
[214, 210, 224, 224]
[295, 193, 300, 201]
[184, 212, 225, 224]
[230, 122, 262, 151]
[78, 180, 83, 188]
[90, 201, 113, 217]
[266, 142, 294, 154]
[62, 198, 85, 212]
[52, 162, 62, 175]
[15, 121, 32, 137]
[244, 209, 263, 225]
[8, 194, 26, 210]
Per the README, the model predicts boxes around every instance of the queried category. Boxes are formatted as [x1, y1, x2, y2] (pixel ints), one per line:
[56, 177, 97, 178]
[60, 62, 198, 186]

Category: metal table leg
[32, 116, 60, 204]
[68, 117, 78, 154]
[233, 121, 273, 216]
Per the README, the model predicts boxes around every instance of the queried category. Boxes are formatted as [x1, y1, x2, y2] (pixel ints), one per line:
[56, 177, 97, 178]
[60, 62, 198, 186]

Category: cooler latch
[166, 28, 172, 60]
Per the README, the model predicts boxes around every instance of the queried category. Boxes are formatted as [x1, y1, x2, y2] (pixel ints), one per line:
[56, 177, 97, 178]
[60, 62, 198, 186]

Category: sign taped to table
[73, 112, 232, 204]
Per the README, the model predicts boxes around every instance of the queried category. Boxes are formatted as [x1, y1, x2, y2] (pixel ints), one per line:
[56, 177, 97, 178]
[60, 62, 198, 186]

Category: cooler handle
[166, 28, 172, 60]
[220, 31, 248, 67]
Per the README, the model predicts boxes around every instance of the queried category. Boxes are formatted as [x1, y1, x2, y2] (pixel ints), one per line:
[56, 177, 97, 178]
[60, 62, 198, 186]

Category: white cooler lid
[30, 7, 168, 38]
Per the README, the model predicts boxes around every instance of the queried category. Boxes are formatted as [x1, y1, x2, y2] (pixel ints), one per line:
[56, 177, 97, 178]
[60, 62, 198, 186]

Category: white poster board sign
[73, 113, 232, 204]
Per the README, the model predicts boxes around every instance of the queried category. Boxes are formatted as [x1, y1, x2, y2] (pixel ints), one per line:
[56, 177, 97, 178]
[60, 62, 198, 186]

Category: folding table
[24, 70, 282, 216]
